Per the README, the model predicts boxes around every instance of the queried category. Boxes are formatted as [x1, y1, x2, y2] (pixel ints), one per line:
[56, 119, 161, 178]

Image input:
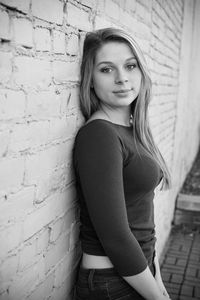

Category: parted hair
[80, 27, 171, 189]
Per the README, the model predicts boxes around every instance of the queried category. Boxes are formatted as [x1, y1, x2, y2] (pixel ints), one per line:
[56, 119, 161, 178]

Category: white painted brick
[49, 275, 72, 300]
[60, 87, 80, 113]
[134, 20, 151, 40]
[95, 0, 105, 14]
[0, 254, 19, 283]
[0, 186, 35, 226]
[66, 34, 79, 56]
[81, 0, 95, 8]
[0, 292, 10, 300]
[0, 129, 9, 157]
[34, 27, 51, 51]
[0, 52, 12, 84]
[54, 252, 73, 287]
[78, 31, 87, 58]
[33, 255, 46, 282]
[25, 140, 74, 185]
[52, 60, 80, 83]
[62, 206, 77, 234]
[49, 218, 64, 243]
[0, 10, 11, 40]
[23, 185, 76, 239]
[125, 0, 136, 12]
[9, 121, 50, 152]
[36, 229, 50, 254]
[0, 0, 30, 13]
[0, 157, 24, 193]
[105, 0, 120, 20]
[66, 2, 92, 31]
[14, 57, 51, 88]
[26, 90, 60, 120]
[25, 150, 56, 185]
[44, 233, 70, 274]
[0, 223, 22, 258]
[35, 164, 69, 203]
[18, 241, 37, 271]
[26, 272, 54, 300]
[59, 88, 71, 114]
[53, 30, 66, 54]
[8, 266, 38, 300]
[0, 89, 26, 120]
[13, 18, 33, 48]
[35, 163, 75, 203]
[32, 0, 63, 24]
[119, 10, 137, 30]
[136, 2, 150, 24]
[48, 115, 77, 142]
[94, 15, 114, 30]
[136, 37, 150, 54]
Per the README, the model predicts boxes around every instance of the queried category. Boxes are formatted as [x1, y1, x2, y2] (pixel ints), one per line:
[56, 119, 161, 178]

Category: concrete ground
[160, 149, 200, 300]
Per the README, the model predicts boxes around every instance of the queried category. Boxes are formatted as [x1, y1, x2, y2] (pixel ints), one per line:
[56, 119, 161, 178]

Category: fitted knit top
[73, 119, 162, 276]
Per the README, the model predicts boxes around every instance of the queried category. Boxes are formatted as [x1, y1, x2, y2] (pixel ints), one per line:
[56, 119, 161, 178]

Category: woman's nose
[114, 69, 128, 84]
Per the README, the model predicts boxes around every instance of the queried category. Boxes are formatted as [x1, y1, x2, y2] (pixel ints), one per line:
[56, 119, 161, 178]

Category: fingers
[163, 290, 170, 298]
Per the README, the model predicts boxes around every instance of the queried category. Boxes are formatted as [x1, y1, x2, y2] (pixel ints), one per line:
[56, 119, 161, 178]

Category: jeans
[74, 263, 156, 300]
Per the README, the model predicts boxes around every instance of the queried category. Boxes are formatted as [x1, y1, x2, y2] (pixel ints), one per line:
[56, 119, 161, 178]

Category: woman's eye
[126, 63, 137, 70]
[100, 67, 112, 73]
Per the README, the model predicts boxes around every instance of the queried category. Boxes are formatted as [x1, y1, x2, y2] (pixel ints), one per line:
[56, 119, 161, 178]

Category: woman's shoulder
[74, 119, 122, 151]
[77, 119, 119, 138]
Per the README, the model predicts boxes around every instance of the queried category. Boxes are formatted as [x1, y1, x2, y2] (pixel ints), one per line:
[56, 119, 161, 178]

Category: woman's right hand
[123, 266, 171, 300]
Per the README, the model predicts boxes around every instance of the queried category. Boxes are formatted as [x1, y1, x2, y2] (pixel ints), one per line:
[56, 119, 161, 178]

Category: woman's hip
[74, 264, 155, 300]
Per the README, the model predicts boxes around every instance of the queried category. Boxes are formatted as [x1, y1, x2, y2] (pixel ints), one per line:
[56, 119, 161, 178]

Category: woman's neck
[95, 106, 132, 127]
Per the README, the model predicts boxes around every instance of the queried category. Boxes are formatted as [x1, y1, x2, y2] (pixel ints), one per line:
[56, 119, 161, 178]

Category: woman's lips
[113, 89, 133, 97]
[113, 89, 132, 94]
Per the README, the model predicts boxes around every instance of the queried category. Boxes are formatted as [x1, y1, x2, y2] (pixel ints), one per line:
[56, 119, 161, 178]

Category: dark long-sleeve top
[73, 119, 162, 276]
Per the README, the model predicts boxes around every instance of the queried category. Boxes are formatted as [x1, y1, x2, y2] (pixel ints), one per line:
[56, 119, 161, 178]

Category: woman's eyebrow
[96, 57, 137, 67]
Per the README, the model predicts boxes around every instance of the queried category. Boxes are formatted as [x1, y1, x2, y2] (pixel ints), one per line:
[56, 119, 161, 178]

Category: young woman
[73, 27, 171, 300]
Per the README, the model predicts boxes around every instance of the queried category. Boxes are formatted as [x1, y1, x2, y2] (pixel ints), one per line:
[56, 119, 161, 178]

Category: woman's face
[92, 41, 142, 111]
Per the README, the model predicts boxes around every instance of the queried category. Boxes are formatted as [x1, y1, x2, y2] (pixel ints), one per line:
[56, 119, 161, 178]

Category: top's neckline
[84, 118, 133, 129]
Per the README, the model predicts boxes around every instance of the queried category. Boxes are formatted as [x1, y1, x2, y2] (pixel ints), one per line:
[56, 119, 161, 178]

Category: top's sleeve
[74, 122, 148, 276]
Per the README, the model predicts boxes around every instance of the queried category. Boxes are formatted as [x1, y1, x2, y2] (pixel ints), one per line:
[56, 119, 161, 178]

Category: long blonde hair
[80, 27, 171, 189]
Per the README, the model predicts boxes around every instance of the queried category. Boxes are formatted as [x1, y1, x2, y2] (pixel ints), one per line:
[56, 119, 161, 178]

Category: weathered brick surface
[53, 30, 66, 54]
[34, 27, 51, 51]
[13, 17, 33, 48]
[14, 57, 51, 88]
[32, 0, 63, 24]
[0, 89, 26, 119]
[0, 0, 30, 13]
[0, 51, 12, 84]
[0, 10, 11, 40]
[0, 0, 200, 299]
[66, 2, 92, 31]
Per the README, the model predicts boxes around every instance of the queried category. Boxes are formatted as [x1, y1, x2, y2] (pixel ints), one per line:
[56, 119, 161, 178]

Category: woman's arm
[124, 266, 170, 300]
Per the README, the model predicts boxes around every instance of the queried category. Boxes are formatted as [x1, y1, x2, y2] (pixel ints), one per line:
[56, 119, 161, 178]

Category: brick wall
[0, 0, 200, 299]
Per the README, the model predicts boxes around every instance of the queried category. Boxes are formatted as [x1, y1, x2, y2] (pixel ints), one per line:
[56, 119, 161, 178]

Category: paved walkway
[160, 216, 200, 300]
[160, 149, 200, 300]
